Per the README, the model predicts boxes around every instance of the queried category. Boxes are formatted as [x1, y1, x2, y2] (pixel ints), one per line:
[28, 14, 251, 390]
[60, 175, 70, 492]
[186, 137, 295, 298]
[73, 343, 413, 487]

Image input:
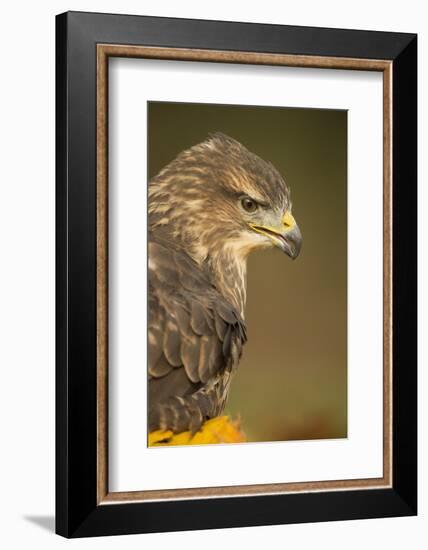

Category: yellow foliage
[149, 416, 246, 446]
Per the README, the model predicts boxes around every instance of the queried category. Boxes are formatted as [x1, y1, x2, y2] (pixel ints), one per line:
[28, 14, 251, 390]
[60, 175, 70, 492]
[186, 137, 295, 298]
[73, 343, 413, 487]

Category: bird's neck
[148, 221, 249, 317]
[205, 247, 248, 319]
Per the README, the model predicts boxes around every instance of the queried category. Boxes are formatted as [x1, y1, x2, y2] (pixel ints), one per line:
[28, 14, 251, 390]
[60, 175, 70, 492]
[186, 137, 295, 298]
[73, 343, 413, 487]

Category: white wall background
[0, 1, 424, 548]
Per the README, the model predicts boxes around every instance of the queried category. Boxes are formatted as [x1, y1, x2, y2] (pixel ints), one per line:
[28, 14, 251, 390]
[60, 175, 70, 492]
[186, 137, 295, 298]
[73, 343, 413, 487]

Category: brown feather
[216, 300, 238, 324]
[214, 310, 227, 341]
[163, 319, 182, 367]
[149, 354, 173, 378]
[222, 325, 233, 358]
[208, 337, 224, 377]
[198, 335, 212, 383]
[181, 335, 201, 383]
[148, 326, 163, 369]
[190, 301, 213, 336]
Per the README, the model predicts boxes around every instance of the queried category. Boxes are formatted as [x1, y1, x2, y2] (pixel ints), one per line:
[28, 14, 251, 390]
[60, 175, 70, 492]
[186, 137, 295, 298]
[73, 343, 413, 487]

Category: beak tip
[283, 226, 302, 260]
[290, 248, 301, 260]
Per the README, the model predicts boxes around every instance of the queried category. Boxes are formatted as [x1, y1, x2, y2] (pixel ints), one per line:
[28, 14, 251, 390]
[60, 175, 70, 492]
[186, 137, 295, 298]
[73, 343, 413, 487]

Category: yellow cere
[282, 211, 296, 229]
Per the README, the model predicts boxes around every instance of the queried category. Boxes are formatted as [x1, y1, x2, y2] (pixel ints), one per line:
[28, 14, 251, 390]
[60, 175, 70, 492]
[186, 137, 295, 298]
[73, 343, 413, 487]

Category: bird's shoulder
[148, 238, 215, 300]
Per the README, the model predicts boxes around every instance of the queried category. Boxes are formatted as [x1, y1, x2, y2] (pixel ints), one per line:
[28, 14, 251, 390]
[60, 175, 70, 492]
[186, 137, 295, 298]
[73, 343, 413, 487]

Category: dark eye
[241, 197, 258, 213]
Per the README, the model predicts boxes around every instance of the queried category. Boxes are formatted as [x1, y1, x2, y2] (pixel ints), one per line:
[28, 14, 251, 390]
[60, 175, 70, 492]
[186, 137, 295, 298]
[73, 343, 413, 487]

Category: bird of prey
[148, 133, 302, 438]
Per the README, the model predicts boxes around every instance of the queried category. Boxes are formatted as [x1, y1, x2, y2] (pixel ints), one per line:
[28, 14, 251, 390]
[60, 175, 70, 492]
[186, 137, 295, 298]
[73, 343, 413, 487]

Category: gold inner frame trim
[96, 44, 393, 504]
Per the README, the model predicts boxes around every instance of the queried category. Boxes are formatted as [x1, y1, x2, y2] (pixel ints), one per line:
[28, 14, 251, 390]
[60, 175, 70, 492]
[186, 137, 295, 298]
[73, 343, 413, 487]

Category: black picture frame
[56, 11, 417, 538]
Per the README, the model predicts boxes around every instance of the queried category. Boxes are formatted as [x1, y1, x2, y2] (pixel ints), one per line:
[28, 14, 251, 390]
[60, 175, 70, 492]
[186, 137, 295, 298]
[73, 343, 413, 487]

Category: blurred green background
[148, 101, 347, 442]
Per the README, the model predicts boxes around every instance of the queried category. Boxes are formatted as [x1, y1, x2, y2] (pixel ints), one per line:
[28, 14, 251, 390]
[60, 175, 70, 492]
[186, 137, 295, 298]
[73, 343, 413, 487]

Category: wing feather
[190, 300, 213, 335]
[148, 326, 163, 369]
[180, 334, 201, 383]
[222, 325, 233, 358]
[214, 310, 227, 342]
[148, 239, 247, 432]
[198, 335, 212, 383]
[149, 353, 173, 378]
[163, 318, 182, 367]
[216, 299, 238, 324]
[208, 337, 224, 377]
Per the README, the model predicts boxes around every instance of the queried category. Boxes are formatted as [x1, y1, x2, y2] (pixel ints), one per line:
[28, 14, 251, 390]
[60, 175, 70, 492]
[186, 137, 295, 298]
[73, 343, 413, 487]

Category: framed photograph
[56, 11, 417, 537]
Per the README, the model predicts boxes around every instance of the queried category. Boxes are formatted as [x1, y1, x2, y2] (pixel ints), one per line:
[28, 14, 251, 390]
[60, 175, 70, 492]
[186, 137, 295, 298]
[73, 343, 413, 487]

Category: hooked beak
[250, 211, 302, 260]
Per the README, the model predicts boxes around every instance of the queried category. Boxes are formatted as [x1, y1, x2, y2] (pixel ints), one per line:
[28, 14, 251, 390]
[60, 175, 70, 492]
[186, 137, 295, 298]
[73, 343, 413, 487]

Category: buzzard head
[148, 133, 302, 264]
